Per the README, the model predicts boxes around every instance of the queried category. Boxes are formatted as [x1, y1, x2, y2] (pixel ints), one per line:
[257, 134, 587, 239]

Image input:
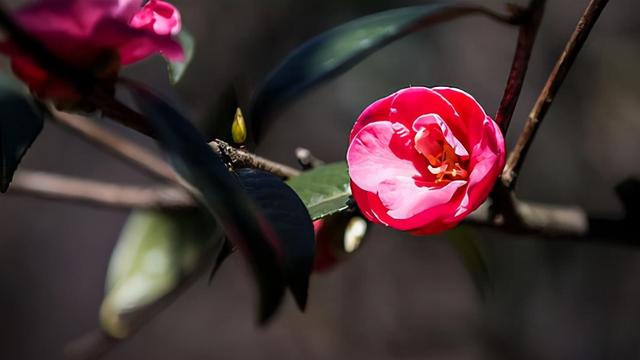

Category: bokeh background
[2, 0, 640, 359]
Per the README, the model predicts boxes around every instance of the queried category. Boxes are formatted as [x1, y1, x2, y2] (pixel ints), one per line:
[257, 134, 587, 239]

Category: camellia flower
[0, 0, 184, 103]
[347, 87, 505, 234]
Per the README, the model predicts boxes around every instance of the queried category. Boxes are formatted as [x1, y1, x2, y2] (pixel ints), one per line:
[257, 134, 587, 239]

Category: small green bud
[231, 107, 247, 144]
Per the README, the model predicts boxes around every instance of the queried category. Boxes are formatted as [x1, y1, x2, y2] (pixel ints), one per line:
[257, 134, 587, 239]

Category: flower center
[414, 128, 468, 183]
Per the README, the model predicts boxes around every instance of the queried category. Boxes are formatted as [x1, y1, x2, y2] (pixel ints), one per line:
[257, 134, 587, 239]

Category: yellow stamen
[423, 143, 468, 183]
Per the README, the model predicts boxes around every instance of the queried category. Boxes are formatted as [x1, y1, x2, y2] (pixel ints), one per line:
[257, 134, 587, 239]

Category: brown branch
[466, 199, 588, 237]
[502, 0, 610, 188]
[211, 140, 300, 179]
[9, 169, 635, 245]
[10, 170, 193, 209]
[495, 0, 546, 133]
[490, 0, 546, 227]
[466, 198, 639, 246]
[48, 108, 178, 183]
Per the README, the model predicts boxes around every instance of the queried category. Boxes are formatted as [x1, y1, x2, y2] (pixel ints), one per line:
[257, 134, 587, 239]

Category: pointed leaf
[168, 29, 195, 85]
[251, 4, 497, 137]
[286, 162, 352, 220]
[0, 75, 43, 192]
[127, 83, 287, 323]
[237, 168, 315, 310]
[101, 209, 221, 339]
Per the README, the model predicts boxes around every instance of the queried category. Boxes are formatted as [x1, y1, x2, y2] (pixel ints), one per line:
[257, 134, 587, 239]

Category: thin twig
[10, 170, 192, 209]
[502, 0, 610, 188]
[495, 0, 546, 133]
[295, 148, 325, 170]
[48, 108, 178, 183]
[467, 200, 588, 237]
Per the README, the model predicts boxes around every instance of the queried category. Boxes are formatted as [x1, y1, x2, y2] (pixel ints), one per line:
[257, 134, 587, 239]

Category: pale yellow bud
[231, 107, 247, 144]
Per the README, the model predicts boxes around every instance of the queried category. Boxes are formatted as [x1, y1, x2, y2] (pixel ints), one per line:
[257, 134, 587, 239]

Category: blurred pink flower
[0, 0, 183, 102]
[347, 87, 505, 235]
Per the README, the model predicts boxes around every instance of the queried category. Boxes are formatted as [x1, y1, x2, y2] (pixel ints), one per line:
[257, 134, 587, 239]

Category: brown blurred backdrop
[1, 0, 640, 359]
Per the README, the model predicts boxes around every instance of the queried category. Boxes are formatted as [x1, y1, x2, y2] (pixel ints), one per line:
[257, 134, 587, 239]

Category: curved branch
[48, 108, 178, 183]
[502, 0, 610, 188]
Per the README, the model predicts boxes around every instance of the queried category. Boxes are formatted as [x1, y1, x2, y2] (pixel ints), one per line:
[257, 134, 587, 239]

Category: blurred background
[2, 0, 640, 359]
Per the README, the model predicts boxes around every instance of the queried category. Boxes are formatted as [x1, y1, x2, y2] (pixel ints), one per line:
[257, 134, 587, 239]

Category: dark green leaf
[287, 162, 352, 220]
[237, 168, 315, 310]
[127, 83, 286, 323]
[168, 29, 195, 85]
[101, 209, 221, 339]
[0, 75, 43, 192]
[251, 4, 493, 137]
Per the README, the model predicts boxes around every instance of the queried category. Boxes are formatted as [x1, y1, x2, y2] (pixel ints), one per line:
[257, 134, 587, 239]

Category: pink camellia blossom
[347, 87, 505, 235]
[130, 0, 181, 36]
[0, 0, 184, 102]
